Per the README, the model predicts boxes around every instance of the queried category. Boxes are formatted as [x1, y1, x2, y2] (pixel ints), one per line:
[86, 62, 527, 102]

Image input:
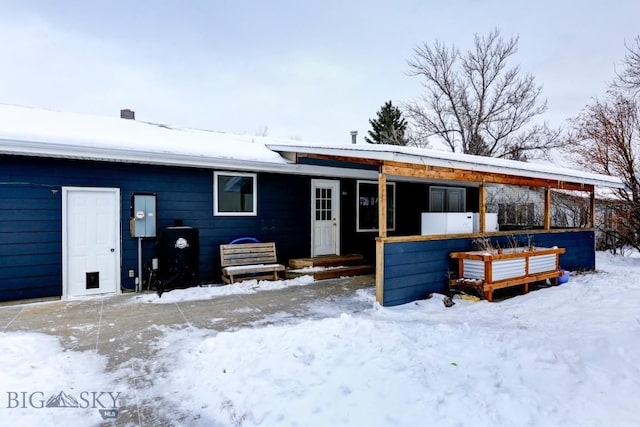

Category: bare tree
[550, 191, 591, 228]
[254, 125, 269, 137]
[615, 36, 640, 93]
[405, 28, 562, 159]
[567, 91, 640, 251]
[486, 185, 543, 229]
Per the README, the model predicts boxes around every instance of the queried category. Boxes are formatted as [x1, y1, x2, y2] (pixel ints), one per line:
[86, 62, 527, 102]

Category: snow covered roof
[267, 142, 625, 189]
[0, 103, 290, 171]
[0, 103, 625, 189]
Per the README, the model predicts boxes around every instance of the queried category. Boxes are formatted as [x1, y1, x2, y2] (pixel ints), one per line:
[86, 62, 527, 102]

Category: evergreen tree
[365, 101, 408, 145]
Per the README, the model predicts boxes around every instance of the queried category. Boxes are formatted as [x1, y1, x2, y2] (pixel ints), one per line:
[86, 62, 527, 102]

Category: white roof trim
[0, 137, 382, 180]
[0, 137, 286, 172]
[266, 143, 625, 188]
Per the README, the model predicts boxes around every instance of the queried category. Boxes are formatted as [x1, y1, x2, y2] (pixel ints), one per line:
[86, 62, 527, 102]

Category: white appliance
[473, 213, 499, 233]
[421, 212, 474, 235]
[486, 213, 499, 232]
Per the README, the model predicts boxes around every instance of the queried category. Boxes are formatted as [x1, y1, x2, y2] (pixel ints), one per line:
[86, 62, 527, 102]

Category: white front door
[62, 187, 120, 298]
[311, 179, 340, 256]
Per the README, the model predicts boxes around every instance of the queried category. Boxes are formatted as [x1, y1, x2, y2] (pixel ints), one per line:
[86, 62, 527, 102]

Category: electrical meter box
[130, 193, 157, 238]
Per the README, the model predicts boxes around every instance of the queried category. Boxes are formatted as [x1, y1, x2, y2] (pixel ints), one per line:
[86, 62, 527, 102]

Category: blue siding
[382, 231, 596, 306]
[489, 232, 595, 272]
[0, 156, 311, 302]
[0, 181, 62, 300]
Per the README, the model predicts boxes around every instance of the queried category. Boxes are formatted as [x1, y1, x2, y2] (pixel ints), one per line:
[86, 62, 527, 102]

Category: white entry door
[62, 187, 120, 298]
[311, 179, 340, 256]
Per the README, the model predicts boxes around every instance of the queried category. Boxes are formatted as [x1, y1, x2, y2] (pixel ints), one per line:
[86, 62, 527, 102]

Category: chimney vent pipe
[350, 130, 357, 144]
[120, 109, 135, 120]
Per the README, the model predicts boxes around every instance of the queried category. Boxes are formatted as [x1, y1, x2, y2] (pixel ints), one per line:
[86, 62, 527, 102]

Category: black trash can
[158, 226, 199, 288]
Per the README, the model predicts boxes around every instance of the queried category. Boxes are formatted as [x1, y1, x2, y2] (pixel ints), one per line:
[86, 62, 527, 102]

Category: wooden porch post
[375, 239, 384, 304]
[544, 187, 552, 230]
[376, 171, 387, 305]
[378, 172, 387, 238]
[590, 189, 596, 228]
[479, 182, 486, 233]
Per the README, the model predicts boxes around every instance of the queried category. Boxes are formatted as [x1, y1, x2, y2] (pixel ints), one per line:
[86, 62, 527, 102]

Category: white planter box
[450, 246, 566, 301]
[454, 247, 564, 282]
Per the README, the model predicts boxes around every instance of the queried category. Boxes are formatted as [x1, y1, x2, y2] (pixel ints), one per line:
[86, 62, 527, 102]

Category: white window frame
[213, 171, 257, 216]
[356, 180, 396, 232]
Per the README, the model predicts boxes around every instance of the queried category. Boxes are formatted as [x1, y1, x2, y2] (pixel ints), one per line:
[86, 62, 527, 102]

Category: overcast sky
[1, 1, 638, 145]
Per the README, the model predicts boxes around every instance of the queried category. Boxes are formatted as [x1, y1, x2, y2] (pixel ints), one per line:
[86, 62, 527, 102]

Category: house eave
[0, 138, 382, 180]
[0, 137, 288, 172]
[267, 143, 625, 189]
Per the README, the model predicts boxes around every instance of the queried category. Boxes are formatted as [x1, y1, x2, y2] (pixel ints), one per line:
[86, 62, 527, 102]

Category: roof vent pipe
[120, 109, 135, 120]
[350, 130, 357, 144]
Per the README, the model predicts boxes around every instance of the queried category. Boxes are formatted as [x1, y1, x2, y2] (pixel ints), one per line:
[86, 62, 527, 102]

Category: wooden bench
[220, 242, 285, 284]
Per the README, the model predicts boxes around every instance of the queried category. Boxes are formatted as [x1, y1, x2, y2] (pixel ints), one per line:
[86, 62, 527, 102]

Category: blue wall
[0, 183, 62, 300]
[382, 231, 595, 306]
[1, 154, 599, 305]
[0, 155, 312, 301]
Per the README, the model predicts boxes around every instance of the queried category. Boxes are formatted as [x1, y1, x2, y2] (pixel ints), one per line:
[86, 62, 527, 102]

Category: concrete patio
[0, 275, 375, 426]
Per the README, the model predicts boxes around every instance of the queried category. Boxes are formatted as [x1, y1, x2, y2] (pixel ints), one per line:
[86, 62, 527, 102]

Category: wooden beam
[544, 188, 552, 230]
[382, 160, 595, 192]
[590, 190, 596, 228]
[375, 238, 384, 305]
[380, 228, 594, 244]
[378, 172, 387, 238]
[450, 246, 566, 261]
[479, 182, 486, 233]
[298, 153, 600, 192]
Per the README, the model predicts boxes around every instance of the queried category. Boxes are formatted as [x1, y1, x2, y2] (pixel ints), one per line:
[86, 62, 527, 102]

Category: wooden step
[286, 264, 374, 280]
[288, 254, 364, 269]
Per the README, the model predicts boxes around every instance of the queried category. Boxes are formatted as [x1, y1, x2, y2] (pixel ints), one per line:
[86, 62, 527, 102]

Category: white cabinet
[421, 212, 474, 235]
[473, 213, 499, 232]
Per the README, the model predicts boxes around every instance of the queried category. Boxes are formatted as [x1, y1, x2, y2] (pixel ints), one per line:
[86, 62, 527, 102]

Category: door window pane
[315, 187, 332, 221]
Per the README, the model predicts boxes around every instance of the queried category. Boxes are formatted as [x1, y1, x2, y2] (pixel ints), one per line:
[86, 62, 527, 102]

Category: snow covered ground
[0, 333, 124, 425]
[134, 275, 315, 304]
[2, 251, 640, 426]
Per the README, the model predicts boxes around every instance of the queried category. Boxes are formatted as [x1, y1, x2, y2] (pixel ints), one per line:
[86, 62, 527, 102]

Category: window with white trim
[357, 180, 395, 232]
[213, 172, 257, 216]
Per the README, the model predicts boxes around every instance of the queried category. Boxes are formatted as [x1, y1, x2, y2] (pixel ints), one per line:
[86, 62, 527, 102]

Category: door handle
[110, 248, 115, 252]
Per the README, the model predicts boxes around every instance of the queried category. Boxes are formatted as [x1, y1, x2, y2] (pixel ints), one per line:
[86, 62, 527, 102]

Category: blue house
[0, 105, 624, 305]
